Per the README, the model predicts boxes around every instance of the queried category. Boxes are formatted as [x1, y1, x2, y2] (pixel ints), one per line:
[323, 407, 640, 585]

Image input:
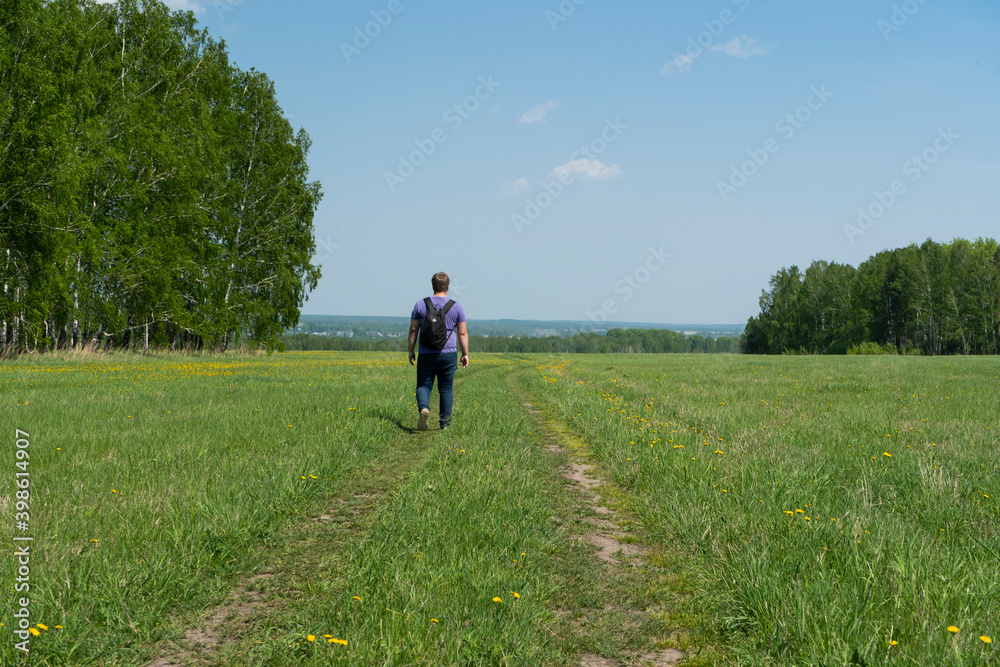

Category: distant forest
[743, 238, 1000, 355]
[289, 315, 746, 341]
[1, 0, 320, 354]
[282, 328, 742, 354]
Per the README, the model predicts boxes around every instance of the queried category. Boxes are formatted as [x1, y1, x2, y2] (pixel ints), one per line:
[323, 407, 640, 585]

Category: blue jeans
[416, 352, 458, 428]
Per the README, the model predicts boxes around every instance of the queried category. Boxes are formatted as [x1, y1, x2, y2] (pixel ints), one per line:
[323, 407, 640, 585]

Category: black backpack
[419, 297, 456, 350]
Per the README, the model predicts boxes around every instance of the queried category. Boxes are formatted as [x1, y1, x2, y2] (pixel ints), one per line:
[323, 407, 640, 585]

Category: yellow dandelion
[352, 596, 361, 601]
[28, 628, 39, 636]
[947, 626, 959, 634]
[323, 634, 332, 639]
[795, 509, 804, 514]
[889, 640, 898, 646]
[431, 618, 439, 623]
[493, 597, 503, 603]
[55, 625, 63, 629]
[510, 591, 520, 599]
[981, 636, 991, 644]
[37, 623, 48, 630]
[883, 452, 891, 458]
[307, 635, 315, 642]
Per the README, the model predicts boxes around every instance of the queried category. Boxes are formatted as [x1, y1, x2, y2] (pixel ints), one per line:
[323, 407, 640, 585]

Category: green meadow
[1, 352, 998, 666]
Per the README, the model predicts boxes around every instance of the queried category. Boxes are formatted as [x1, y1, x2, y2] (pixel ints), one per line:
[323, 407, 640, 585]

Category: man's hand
[409, 350, 416, 365]
[460, 354, 469, 369]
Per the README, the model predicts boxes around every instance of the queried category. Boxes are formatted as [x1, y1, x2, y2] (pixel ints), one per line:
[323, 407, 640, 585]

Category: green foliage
[744, 238, 1000, 355]
[0, 0, 320, 354]
[846, 342, 898, 355]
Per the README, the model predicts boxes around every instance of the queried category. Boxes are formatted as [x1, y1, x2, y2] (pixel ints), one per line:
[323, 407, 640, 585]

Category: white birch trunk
[72, 256, 80, 349]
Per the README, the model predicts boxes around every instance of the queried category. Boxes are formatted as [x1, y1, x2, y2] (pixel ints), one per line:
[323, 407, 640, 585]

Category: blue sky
[153, 0, 998, 324]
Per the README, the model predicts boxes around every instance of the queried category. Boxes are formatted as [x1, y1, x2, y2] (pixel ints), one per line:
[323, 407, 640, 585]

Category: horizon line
[298, 314, 747, 328]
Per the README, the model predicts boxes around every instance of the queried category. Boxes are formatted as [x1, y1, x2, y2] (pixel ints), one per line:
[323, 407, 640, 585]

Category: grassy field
[1, 351, 997, 665]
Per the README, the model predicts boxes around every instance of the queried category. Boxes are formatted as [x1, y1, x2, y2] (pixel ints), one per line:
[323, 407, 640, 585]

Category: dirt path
[146, 371, 689, 666]
[143, 409, 449, 666]
[520, 394, 687, 667]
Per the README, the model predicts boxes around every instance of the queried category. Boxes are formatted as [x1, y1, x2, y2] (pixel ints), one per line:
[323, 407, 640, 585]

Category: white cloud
[660, 54, 696, 76]
[95, 0, 206, 13]
[518, 100, 559, 124]
[549, 158, 622, 182]
[660, 35, 767, 75]
[709, 35, 768, 58]
[499, 178, 530, 197]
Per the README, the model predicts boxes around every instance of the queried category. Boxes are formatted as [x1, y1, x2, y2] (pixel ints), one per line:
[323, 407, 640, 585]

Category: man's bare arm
[408, 319, 420, 364]
[457, 321, 469, 368]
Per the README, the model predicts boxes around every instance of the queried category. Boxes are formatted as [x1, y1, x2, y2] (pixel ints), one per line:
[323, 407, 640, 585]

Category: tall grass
[239, 359, 572, 665]
[0, 353, 594, 666]
[0, 352, 421, 664]
[6, 351, 997, 665]
[523, 355, 999, 665]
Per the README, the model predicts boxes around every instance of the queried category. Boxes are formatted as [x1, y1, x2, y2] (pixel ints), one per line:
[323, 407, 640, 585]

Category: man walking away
[408, 272, 469, 431]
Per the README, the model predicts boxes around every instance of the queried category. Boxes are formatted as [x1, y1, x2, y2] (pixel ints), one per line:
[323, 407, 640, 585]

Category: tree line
[1, 0, 321, 354]
[743, 238, 1000, 355]
[282, 329, 742, 354]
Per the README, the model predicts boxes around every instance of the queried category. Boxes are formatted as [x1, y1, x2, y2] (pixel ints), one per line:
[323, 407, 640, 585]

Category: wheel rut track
[145, 375, 471, 666]
[512, 367, 687, 667]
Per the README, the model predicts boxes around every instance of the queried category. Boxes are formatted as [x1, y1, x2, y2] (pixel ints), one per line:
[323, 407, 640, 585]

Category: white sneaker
[417, 408, 430, 431]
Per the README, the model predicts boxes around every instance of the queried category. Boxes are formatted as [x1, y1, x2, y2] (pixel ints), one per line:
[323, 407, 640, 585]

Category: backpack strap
[440, 300, 457, 345]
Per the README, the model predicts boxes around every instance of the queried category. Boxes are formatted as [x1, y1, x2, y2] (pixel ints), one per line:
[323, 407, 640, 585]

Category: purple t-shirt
[411, 296, 466, 354]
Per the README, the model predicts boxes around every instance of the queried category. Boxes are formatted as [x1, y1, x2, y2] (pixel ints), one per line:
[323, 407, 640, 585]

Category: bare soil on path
[519, 394, 688, 667]
[147, 374, 691, 667]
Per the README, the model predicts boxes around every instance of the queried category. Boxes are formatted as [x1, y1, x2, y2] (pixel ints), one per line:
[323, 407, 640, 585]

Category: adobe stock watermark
[586, 246, 673, 325]
[384, 75, 501, 192]
[511, 117, 627, 234]
[546, 0, 587, 31]
[878, 0, 931, 40]
[340, 0, 408, 64]
[448, 281, 469, 300]
[13, 429, 33, 654]
[661, 0, 753, 75]
[313, 236, 340, 264]
[716, 85, 833, 202]
[844, 127, 959, 244]
[213, 0, 247, 22]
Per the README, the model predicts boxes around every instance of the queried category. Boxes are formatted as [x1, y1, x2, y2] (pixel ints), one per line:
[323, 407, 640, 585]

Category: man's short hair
[431, 272, 450, 293]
